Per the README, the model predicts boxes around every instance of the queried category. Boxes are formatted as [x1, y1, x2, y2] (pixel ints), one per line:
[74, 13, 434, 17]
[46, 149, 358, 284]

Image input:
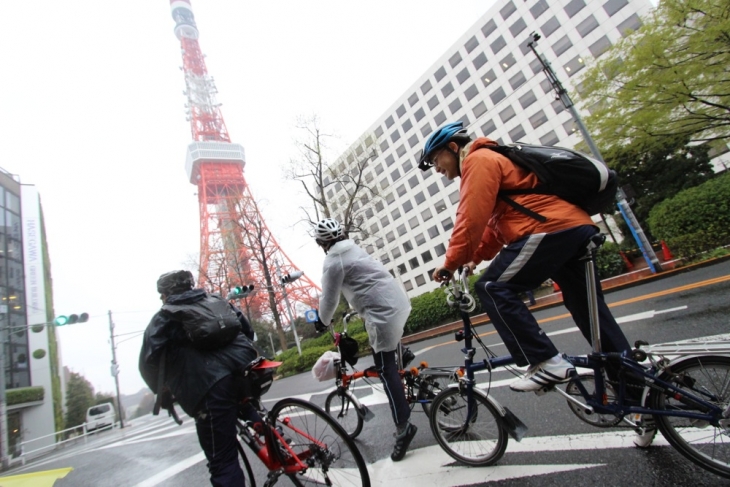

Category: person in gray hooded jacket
[314, 218, 417, 461]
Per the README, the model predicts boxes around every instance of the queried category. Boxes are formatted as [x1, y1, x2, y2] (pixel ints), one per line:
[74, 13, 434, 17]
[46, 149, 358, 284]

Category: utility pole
[526, 32, 661, 272]
[108, 311, 124, 429]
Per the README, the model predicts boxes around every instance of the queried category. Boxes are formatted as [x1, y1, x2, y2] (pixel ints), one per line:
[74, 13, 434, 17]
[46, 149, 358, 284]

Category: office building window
[465, 84, 479, 101]
[509, 124, 526, 142]
[402, 119, 413, 133]
[408, 216, 421, 230]
[366, 207, 374, 219]
[380, 140, 388, 152]
[540, 130, 559, 146]
[421, 79, 432, 95]
[519, 90, 537, 109]
[385, 115, 394, 128]
[456, 67, 470, 84]
[414, 191, 426, 204]
[404, 280, 413, 291]
[541, 16, 560, 38]
[481, 19, 497, 37]
[427, 225, 439, 238]
[408, 93, 419, 107]
[434, 111, 447, 126]
[408, 174, 419, 189]
[442, 217, 454, 231]
[435, 243, 446, 256]
[529, 109, 548, 129]
[376, 238, 384, 249]
[449, 51, 462, 68]
[392, 246, 401, 258]
[499, 53, 517, 72]
[442, 82, 454, 98]
[421, 250, 433, 264]
[435, 66, 447, 82]
[375, 200, 384, 212]
[618, 14, 642, 37]
[403, 200, 414, 213]
[589, 36, 612, 58]
[529, 58, 542, 75]
[415, 274, 427, 287]
[552, 99, 566, 115]
[482, 69, 496, 87]
[564, 55, 585, 76]
[577, 15, 599, 38]
[390, 130, 401, 143]
[465, 35, 479, 53]
[552, 35, 573, 57]
[366, 245, 374, 255]
[509, 71, 526, 90]
[397, 223, 407, 236]
[509, 18, 527, 38]
[531, 0, 548, 18]
[380, 215, 389, 228]
[541, 78, 552, 93]
[490, 86, 506, 104]
[427, 182, 439, 196]
[434, 198, 447, 213]
[499, 105, 516, 123]
[409, 257, 420, 270]
[415, 232, 426, 246]
[375, 126, 384, 138]
[391, 207, 401, 220]
[564, 0, 586, 18]
[563, 118, 577, 136]
[396, 144, 406, 157]
[396, 104, 406, 118]
[390, 168, 401, 181]
[403, 240, 413, 252]
[421, 208, 433, 222]
[604, 0, 628, 16]
[449, 189, 460, 204]
[473, 52, 487, 70]
[397, 184, 407, 196]
[481, 119, 496, 136]
[420, 122, 433, 137]
[491, 35, 506, 55]
[500, 1, 516, 19]
[449, 98, 462, 114]
[407, 134, 418, 149]
[473, 101, 487, 119]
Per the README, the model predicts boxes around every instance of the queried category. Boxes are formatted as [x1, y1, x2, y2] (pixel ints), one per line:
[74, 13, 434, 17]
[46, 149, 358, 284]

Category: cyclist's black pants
[373, 347, 411, 429]
[195, 374, 247, 487]
[475, 225, 631, 368]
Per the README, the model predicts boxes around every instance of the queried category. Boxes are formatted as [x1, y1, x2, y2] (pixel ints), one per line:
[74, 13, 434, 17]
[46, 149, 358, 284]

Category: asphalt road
[5, 259, 730, 486]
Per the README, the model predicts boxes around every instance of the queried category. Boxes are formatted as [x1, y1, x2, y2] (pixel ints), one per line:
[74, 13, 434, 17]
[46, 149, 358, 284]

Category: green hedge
[596, 241, 627, 279]
[7, 386, 44, 406]
[648, 172, 730, 258]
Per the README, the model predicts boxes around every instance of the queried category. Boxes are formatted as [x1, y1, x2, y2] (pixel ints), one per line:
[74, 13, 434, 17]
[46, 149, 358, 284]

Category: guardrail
[10, 421, 120, 467]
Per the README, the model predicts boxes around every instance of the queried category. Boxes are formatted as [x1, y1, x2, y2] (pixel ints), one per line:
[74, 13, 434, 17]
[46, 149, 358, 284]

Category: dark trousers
[373, 348, 410, 429]
[475, 225, 631, 367]
[195, 374, 245, 487]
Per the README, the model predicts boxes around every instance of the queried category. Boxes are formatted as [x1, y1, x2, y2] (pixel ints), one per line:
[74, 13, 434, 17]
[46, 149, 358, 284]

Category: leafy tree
[604, 137, 714, 236]
[580, 0, 730, 153]
[64, 372, 94, 429]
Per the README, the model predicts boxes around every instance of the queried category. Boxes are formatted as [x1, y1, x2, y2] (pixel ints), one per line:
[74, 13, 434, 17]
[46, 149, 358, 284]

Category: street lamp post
[526, 32, 661, 272]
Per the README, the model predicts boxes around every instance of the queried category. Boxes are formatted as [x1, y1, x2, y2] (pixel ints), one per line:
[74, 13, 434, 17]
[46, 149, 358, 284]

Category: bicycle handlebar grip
[438, 269, 453, 280]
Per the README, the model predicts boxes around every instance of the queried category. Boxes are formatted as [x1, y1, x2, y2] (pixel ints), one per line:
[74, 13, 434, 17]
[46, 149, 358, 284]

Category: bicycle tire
[416, 375, 449, 416]
[649, 355, 730, 479]
[429, 387, 508, 466]
[271, 397, 370, 487]
[235, 437, 257, 487]
[324, 389, 364, 439]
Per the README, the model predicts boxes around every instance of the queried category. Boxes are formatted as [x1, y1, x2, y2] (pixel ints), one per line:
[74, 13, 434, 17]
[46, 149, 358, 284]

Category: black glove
[314, 318, 327, 333]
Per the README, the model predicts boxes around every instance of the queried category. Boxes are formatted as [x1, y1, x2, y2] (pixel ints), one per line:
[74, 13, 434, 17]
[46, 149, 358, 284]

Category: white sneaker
[633, 415, 657, 448]
[510, 358, 575, 392]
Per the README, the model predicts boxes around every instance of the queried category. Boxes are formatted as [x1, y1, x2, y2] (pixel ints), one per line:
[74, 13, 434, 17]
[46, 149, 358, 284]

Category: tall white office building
[327, 0, 654, 297]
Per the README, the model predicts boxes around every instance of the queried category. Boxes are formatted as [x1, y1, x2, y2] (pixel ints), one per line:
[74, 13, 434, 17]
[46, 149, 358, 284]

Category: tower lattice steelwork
[168, 0, 320, 335]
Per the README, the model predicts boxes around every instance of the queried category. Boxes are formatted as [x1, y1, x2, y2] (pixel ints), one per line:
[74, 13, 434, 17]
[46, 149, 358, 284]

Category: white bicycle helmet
[314, 218, 344, 242]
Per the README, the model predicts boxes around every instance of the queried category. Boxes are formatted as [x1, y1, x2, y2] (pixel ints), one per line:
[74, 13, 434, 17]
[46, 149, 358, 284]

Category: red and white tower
[169, 0, 320, 340]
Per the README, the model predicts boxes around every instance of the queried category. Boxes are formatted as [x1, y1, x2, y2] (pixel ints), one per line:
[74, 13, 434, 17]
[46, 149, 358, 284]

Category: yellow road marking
[0, 468, 73, 487]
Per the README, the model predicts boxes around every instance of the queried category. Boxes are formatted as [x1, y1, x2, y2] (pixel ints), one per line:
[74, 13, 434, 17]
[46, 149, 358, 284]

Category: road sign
[304, 309, 319, 323]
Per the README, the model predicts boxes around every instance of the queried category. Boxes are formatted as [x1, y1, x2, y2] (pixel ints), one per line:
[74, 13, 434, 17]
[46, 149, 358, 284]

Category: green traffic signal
[54, 313, 89, 326]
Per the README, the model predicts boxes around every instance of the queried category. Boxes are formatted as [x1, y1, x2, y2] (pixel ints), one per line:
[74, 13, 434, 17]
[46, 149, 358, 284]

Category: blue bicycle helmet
[418, 121, 471, 171]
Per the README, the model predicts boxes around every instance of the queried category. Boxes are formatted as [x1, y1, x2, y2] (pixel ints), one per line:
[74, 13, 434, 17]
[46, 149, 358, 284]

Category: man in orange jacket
[422, 122, 633, 393]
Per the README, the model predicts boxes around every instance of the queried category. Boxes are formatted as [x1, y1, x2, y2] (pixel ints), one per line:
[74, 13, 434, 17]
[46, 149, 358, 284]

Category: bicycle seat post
[582, 234, 605, 354]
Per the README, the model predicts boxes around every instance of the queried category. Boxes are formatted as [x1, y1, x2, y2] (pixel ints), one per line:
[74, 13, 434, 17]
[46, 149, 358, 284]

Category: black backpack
[481, 143, 619, 222]
[162, 294, 242, 350]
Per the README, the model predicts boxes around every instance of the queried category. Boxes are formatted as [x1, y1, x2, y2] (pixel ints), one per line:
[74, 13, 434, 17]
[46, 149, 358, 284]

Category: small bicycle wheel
[271, 398, 370, 487]
[235, 438, 257, 487]
[565, 373, 622, 427]
[649, 355, 730, 479]
[324, 389, 364, 439]
[429, 387, 508, 466]
[417, 375, 449, 416]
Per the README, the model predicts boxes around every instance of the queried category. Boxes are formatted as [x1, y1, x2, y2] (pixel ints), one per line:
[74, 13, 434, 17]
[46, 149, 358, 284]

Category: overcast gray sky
[1, 0, 495, 396]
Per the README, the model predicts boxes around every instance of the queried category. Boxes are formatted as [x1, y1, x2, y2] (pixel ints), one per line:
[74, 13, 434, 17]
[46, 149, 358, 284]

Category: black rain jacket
[138, 288, 258, 416]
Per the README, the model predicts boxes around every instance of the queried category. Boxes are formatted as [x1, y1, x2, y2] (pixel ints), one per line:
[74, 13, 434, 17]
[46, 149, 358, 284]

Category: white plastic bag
[312, 351, 340, 382]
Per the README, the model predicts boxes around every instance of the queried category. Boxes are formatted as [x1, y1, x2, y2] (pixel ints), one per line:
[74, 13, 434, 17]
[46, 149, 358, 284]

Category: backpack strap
[497, 195, 547, 223]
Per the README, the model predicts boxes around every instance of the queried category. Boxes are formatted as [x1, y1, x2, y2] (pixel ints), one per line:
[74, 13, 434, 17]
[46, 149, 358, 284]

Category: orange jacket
[443, 138, 595, 270]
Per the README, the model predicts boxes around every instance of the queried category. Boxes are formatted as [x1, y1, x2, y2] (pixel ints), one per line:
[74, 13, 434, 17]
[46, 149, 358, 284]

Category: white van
[86, 402, 116, 432]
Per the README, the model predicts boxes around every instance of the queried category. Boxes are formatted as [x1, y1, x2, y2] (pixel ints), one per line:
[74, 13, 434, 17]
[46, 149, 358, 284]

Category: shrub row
[7, 386, 44, 406]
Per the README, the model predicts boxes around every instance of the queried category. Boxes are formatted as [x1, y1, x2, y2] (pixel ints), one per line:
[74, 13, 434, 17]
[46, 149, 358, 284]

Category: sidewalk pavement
[401, 254, 730, 346]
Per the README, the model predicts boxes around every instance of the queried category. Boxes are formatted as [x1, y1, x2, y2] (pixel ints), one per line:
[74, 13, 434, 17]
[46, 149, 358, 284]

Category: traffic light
[281, 271, 303, 285]
[226, 284, 254, 300]
[54, 313, 89, 326]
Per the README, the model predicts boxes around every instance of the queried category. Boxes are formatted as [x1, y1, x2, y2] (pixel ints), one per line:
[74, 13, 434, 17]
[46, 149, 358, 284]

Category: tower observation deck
[169, 0, 320, 348]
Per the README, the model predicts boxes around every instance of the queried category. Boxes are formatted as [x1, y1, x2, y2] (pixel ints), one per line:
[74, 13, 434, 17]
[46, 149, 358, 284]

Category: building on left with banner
[0, 167, 63, 464]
